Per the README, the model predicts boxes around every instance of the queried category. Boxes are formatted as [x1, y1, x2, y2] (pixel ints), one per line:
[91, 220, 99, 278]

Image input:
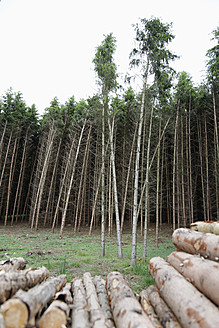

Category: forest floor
[0, 223, 176, 293]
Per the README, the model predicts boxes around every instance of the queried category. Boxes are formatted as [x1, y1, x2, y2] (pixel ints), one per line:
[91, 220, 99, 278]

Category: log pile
[0, 225, 218, 327]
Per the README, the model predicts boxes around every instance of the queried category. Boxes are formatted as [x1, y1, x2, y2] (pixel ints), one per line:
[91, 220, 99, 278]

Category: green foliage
[206, 27, 219, 88]
[93, 33, 117, 97]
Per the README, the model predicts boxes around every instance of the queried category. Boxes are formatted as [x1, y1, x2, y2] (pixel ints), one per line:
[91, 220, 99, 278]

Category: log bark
[141, 286, 181, 328]
[172, 228, 219, 261]
[149, 257, 219, 328]
[190, 221, 219, 235]
[139, 289, 162, 328]
[71, 278, 90, 328]
[38, 300, 70, 328]
[0, 275, 66, 328]
[0, 266, 49, 304]
[0, 257, 27, 272]
[167, 251, 219, 306]
[0, 314, 4, 328]
[55, 282, 72, 304]
[106, 271, 154, 328]
[93, 275, 115, 328]
[83, 272, 108, 327]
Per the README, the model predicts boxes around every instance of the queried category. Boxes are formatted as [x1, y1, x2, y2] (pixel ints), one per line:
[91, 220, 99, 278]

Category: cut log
[55, 282, 73, 304]
[38, 283, 72, 328]
[172, 228, 219, 261]
[0, 314, 5, 328]
[0, 274, 66, 328]
[93, 275, 115, 328]
[190, 221, 219, 235]
[0, 257, 27, 272]
[106, 271, 155, 328]
[141, 286, 181, 328]
[167, 251, 219, 306]
[71, 278, 90, 328]
[139, 288, 162, 328]
[149, 257, 219, 328]
[83, 272, 108, 327]
[38, 300, 70, 328]
[0, 266, 49, 304]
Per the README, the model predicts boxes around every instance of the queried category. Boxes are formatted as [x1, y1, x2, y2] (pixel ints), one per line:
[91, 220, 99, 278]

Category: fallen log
[141, 285, 181, 328]
[172, 228, 219, 261]
[0, 314, 4, 328]
[106, 271, 155, 328]
[38, 300, 70, 328]
[139, 288, 162, 328]
[38, 283, 72, 328]
[0, 274, 66, 328]
[167, 251, 219, 306]
[0, 266, 49, 304]
[149, 257, 219, 328]
[93, 275, 115, 328]
[0, 257, 27, 272]
[190, 221, 219, 235]
[71, 278, 90, 328]
[83, 272, 109, 327]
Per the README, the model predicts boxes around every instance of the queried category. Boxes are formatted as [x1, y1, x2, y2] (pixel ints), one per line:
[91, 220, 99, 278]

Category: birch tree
[93, 33, 123, 258]
[130, 17, 177, 265]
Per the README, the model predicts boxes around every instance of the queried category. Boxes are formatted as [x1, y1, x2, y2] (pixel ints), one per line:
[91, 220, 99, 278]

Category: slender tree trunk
[143, 105, 154, 258]
[130, 74, 147, 266]
[107, 114, 123, 258]
[172, 103, 179, 231]
[197, 116, 207, 220]
[4, 136, 18, 225]
[101, 101, 105, 257]
[155, 118, 161, 247]
[11, 130, 29, 225]
[0, 130, 13, 191]
[51, 133, 76, 232]
[188, 101, 194, 223]
[181, 115, 186, 227]
[204, 115, 210, 220]
[59, 123, 86, 237]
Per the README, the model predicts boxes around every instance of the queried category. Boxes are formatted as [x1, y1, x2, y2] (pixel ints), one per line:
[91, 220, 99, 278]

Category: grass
[0, 223, 176, 293]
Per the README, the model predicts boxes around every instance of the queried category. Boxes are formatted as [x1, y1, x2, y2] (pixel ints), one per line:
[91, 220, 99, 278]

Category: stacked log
[0, 257, 27, 272]
[190, 220, 219, 235]
[147, 228, 219, 328]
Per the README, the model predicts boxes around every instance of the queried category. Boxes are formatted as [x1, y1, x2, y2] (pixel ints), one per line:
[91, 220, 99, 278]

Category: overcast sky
[0, 0, 218, 114]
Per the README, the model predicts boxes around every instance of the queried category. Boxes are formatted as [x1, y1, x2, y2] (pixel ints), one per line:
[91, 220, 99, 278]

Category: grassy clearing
[0, 223, 175, 293]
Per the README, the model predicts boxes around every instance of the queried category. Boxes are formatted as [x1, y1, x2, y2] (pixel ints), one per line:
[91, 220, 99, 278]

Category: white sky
[0, 0, 218, 114]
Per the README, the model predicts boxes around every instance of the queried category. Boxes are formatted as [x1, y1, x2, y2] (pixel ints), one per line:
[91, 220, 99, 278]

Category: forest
[0, 18, 218, 264]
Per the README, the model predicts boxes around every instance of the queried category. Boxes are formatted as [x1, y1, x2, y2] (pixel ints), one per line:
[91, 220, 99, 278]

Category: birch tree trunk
[173, 103, 179, 231]
[130, 74, 147, 265]
[59, 122, 86, 237]
[107, 114, 123, 258]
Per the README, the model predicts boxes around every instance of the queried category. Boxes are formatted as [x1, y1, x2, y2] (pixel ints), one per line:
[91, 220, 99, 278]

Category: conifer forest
[0, 18, 218, 263]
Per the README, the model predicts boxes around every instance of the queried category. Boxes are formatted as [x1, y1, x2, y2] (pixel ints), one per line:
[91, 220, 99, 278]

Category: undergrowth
[0, 224, 175, 293]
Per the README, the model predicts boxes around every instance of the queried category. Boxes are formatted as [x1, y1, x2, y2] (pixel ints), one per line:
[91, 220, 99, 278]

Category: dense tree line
[0, 18, 218, 263]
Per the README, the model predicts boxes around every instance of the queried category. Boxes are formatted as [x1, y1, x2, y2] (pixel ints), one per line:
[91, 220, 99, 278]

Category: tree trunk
[140, 285, 181, 328]
[172, 228, 219, 261]
[107, 115, 123, 258]
[0, 266, 49, 304]
[155, 118, 161, 247]
[143, 105, 154, 258]
[59, 123, 86, 237]
[173, 103, 179, 231]
[139, 288, 162, 328]
[0, 275, 66, 328]
[106, 271, 155, 328]
[130, 72, 148, 266]
[149, 256, 219, 328]
[167, 250, 219, 306]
